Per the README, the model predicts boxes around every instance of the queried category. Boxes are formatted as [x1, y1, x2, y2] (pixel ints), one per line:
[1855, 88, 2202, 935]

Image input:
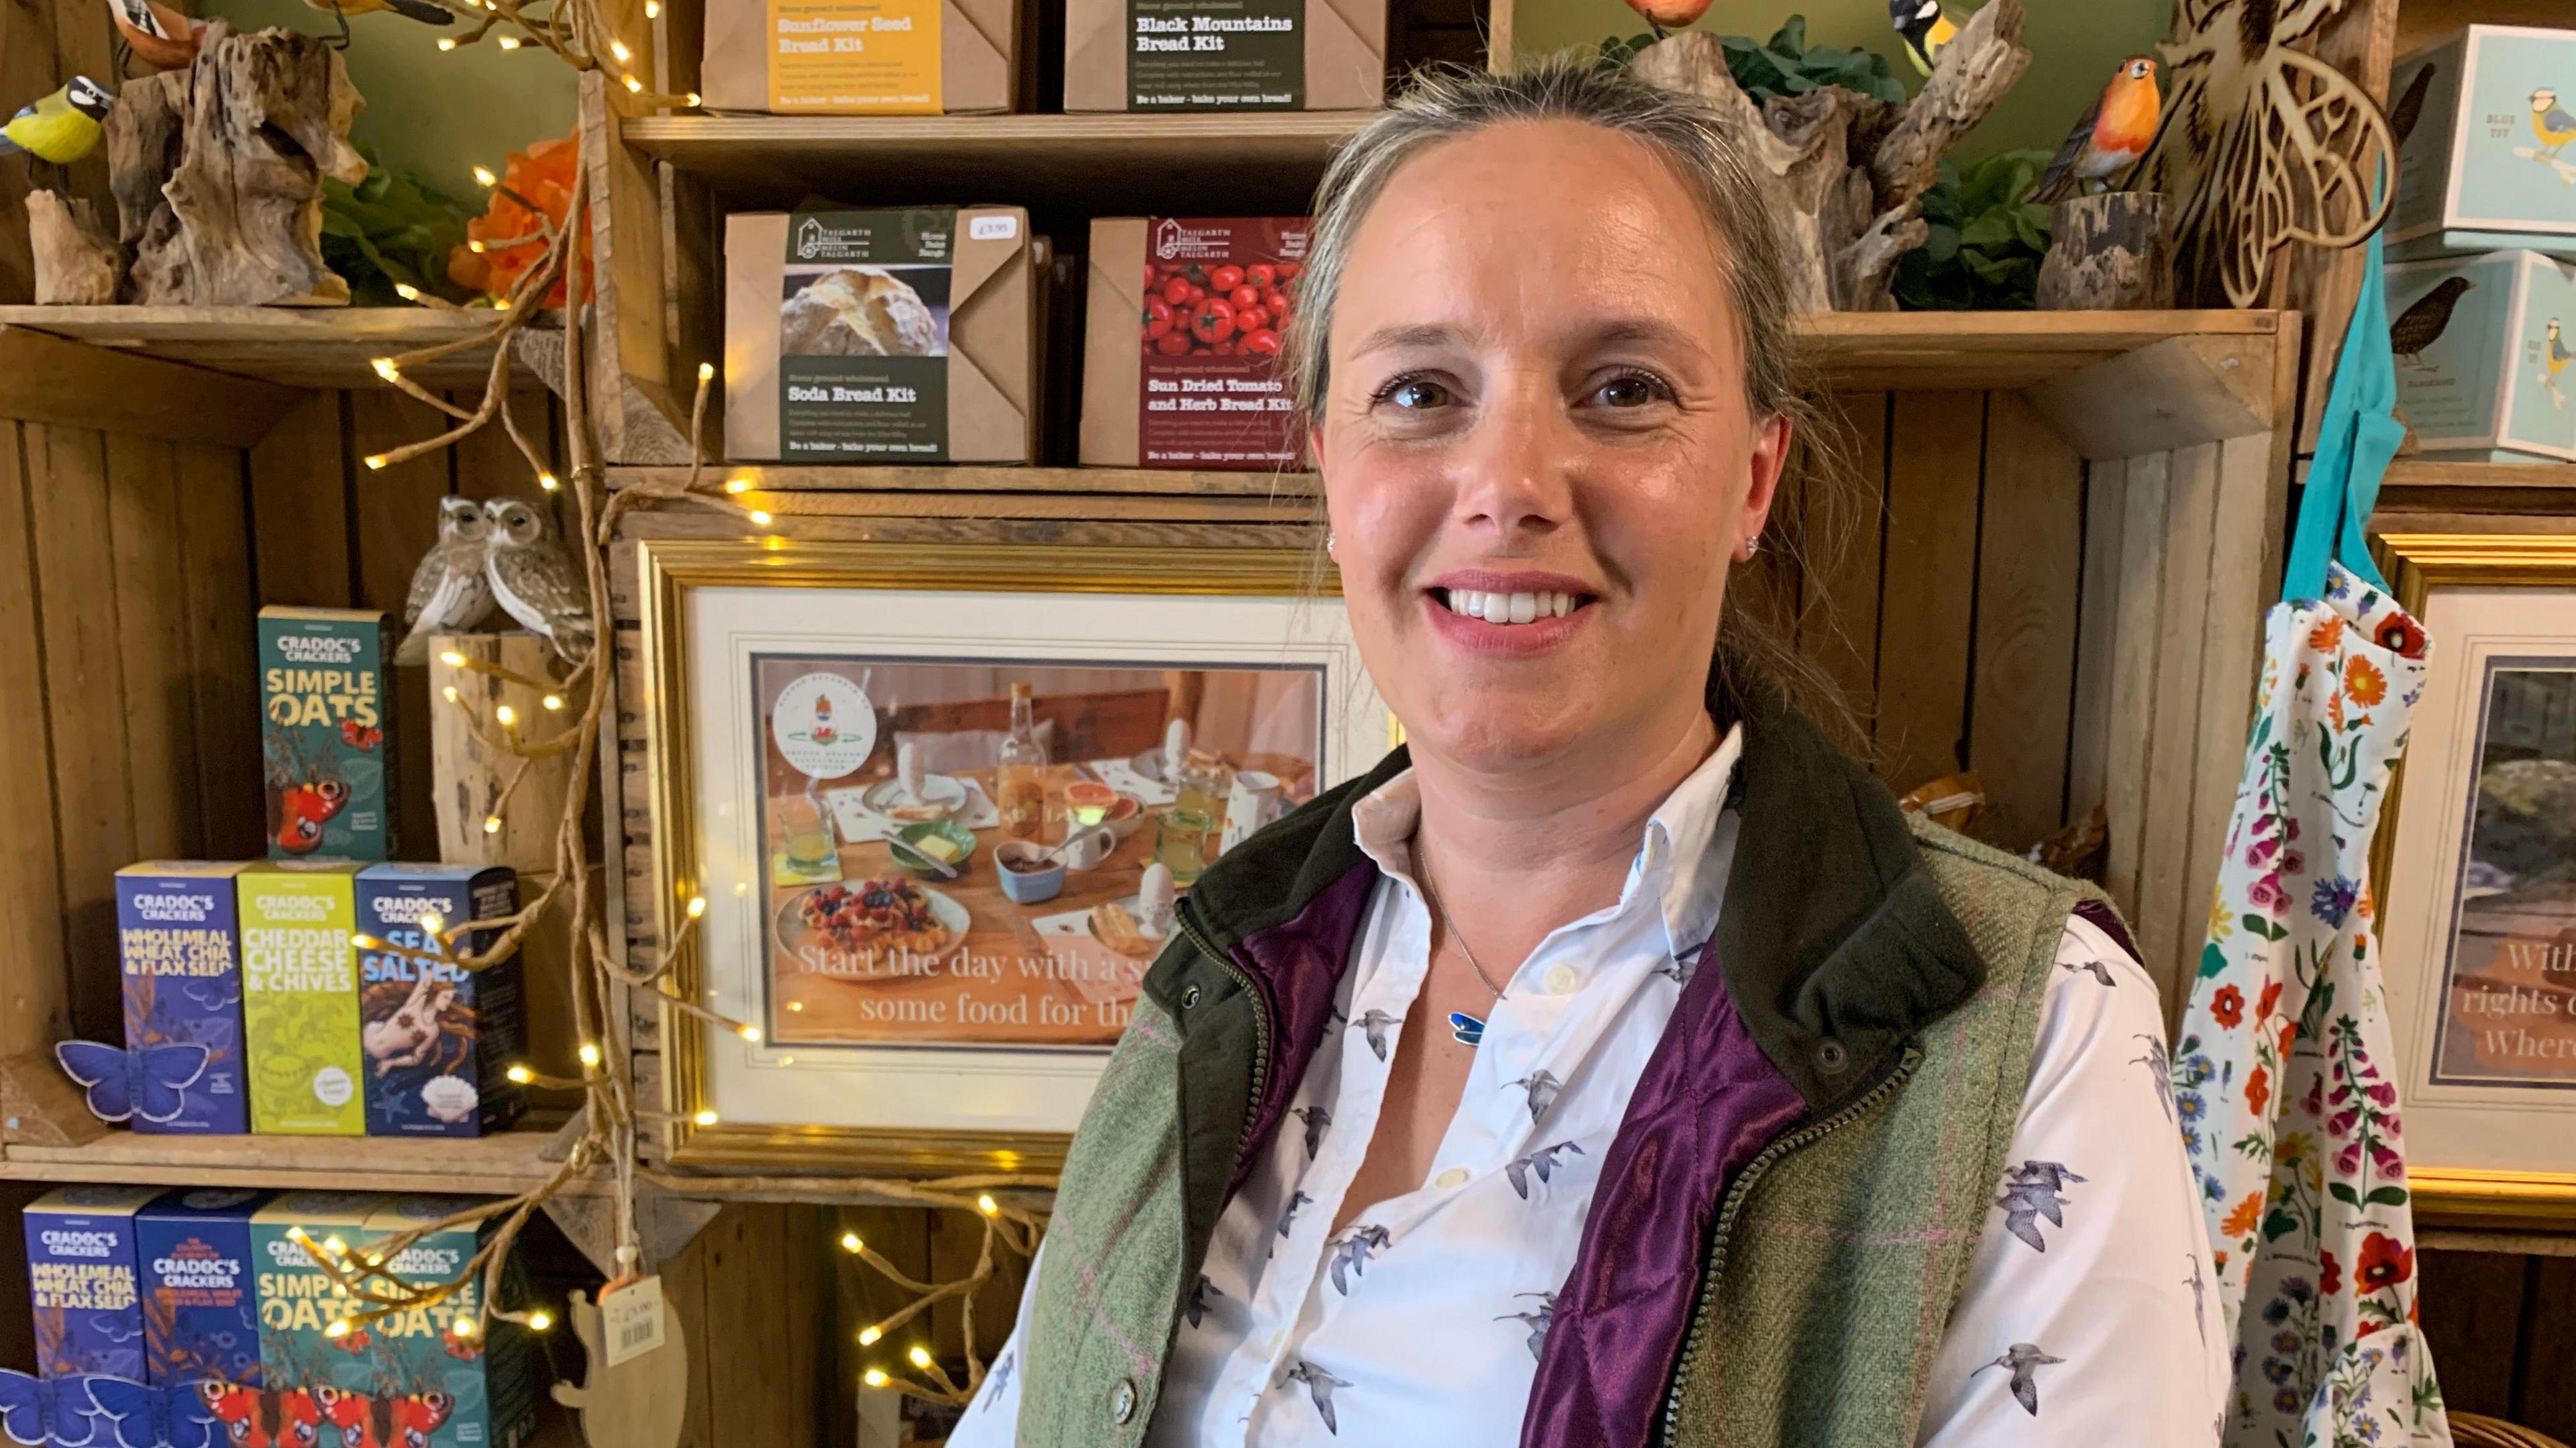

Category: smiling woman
[947, 58, 2227, 1448]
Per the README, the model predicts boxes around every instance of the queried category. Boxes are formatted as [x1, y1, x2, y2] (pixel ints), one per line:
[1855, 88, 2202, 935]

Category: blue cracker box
[2387, 249, 2576, 462]
[115, 861, 252, 1135]
[250, 1193, 382, 1395]
[356, 865, 529, 1138]
[2392, 25, 2576, 258]
[260, 606, 394, 862]
[362, 1196, 538, 1448]
[24, 1186, 158, 1380]
[137, 1188, 270, 1387]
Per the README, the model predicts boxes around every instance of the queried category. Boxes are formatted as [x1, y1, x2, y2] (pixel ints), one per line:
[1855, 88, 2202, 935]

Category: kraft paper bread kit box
[25, 1186, 158, 1380]
[2391, 25, 2576, 258]
[1064, 0, 1382, 110]
[362, 1196, 540, 1448]
[725, 205, 1040, 463]
[259, 606, 394, 862]
[356, 862, 529, 1138]
[1082, 215, 1305, 467]
[2386, 248, 2576, 461]
[115, 860, 252, 1134]
[702, 0, 1021, 114]
[239, 860, 367, 1135]
[138, 1188, 270, 1387]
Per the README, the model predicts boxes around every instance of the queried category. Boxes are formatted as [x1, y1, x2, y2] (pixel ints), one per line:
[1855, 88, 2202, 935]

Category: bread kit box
[725, 205, 1039, 463]
[362, 1196, 539, 1448]
[138, 1188, 270, 1387]
[702, 0, 1020, 114]
[1065, 0, 1381, 110]
[356, 863, 529, 1138]
[239, 860, 367, 1135]
[1082, 216, 1305, 468]
[25, 1186, 158, 1380]
[259, 606, 393, 862]
[113, 860, 252, 1134]
[2392, 25, 2576, 258]
[2386, 248, 2576, 461]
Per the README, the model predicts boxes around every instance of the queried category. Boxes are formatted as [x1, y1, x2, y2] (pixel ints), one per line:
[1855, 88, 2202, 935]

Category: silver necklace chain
[1413, 836, 1508, 1002]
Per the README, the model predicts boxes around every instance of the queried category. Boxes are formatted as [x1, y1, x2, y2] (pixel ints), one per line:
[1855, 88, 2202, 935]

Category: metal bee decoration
[2133, 0, 2398, 308]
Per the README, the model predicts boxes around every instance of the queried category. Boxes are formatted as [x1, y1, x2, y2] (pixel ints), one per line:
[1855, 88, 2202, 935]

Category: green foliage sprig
[1599, 15, 1907, 107]
[1893, 148, 2055, 311]
[323, 149, 475, 307]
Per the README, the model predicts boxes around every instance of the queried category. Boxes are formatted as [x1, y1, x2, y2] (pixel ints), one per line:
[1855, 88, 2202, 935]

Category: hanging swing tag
[600, 1275, 668, 1367]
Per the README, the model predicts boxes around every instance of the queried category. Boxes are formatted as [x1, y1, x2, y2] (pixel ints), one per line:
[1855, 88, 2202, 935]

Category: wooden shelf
[2382, 458, 2575, 489]
[1803, 308, 2283, 394]
[615, 464, 1318, 496]
[0, 306, 535, 391]
[0, 1123, 573, 1196]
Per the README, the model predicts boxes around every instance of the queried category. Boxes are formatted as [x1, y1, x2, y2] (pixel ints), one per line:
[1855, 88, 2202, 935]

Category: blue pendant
[1447, 1011, 1485, 1047]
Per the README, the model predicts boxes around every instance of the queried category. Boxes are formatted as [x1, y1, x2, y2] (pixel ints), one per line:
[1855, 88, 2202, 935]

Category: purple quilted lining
[1223, 862, 1382, 1194]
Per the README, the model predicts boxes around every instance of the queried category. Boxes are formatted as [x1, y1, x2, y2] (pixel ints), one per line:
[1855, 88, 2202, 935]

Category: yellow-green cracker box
[239, 862, 366, 1135]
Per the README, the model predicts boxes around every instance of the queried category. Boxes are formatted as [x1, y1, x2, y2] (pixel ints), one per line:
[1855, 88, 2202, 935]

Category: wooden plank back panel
[250, 393, 358, 609]
[0, 426, 71, 1057]
[350, 390, 458, 864]
[174, 445, 266, 860]
[2102, 452, 2172, 920]
[2133, 443, 2220, 997]
[2067, 459, 2128, 825]
[1799, 392, 1888, 755]
[1872, 392, 1985, 796]
[1966, 392, 2084, 852]
[106, 433, 205, 865]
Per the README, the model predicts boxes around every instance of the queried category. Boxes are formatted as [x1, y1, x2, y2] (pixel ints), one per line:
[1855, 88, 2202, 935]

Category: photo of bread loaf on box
[725, 205, 1040, 463]
[1081, 215, 1306, 470]
[1063, 0, 1383, 111]
[701, 0, 1021, 114]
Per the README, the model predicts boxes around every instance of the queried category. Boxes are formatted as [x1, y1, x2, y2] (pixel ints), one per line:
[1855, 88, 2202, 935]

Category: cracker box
[2387, 248, 2576, 462]
[361, 1196, 539, 1448]
[2392, 26, 2576, 258]
[25, 1186, 158, 1380]
[115, 861, 252, 1135]
[239, 861, 367, 1135]
[250, 1193, 381, 1396]
[1065, 0, 1381, 111]
[701, 0, 1020, 115]
[260, 606, 394, 862]
[138, 1188, 270, 1387]
[725, 205, 1040, 463]
[356, 864, 529, 1138]
[1081, 217, 1306, 469]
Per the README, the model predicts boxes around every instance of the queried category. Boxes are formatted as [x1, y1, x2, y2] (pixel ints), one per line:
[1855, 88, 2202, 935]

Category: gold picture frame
[2372, 531, 2576, 1227]
[636, 537, 1388, 1175]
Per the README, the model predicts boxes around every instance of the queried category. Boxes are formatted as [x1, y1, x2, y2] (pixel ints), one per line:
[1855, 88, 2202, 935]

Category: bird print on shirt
[1652, 946, 1700, 987]
[2059, 954, 2118, 987]
[1507, 1070, 1564, 1124]
[983, 1350, 1013, 1408]
[1327, 1225, 1391, 1295]
[1277, 1191, 1313, 1240]
[1294, 1105, 1331, 1160]
[1505, 1140, 1587, 1201]
[1994, 1161, 2086, 1252]
[2132, 1034, 2176, 1122]
[1972, 1343, 2065, 1416]
[1185, 1274, 1223, 1329]
[1495, 1292, 1557, 1361]
[1353, 1009, 1399, 1062]
[2184, 1253, 2208, 1344]
[1282, 1361, 1350, 1435]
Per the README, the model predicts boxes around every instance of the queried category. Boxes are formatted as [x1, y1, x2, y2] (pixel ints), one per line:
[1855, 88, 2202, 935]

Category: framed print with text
[637, 539, 1390, 1172]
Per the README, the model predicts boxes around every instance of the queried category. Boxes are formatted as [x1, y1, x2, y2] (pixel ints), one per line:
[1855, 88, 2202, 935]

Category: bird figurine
[106, 0, 207, 69]
[396, 496, 498, 666]
[2388, 276, 2473, 371]
[301, 0, 455, 48]
[2544, 318, 2569, 408]
[1621, 0, 1709, 43]
[2032, 56, 2162, 204]
[0, 77, 115, 168]
[482, 497, 594, 667]
[1888, 0, 1957, 77]
[2533, 87, 2576, 160]
[2387, 61, 2434, 150]
[1972, 1343, 2065, 1416]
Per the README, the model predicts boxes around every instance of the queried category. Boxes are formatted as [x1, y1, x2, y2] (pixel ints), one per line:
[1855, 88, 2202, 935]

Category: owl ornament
[395, 497, 497, 666]
[483, 498, 595, 667]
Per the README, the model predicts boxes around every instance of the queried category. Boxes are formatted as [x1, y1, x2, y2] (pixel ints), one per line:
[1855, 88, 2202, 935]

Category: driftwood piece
[105, 70, 191, 304]
[2039, 192, 2174, 311]
[27, 192, 121, 304]
[1628, 1, 2027, 311]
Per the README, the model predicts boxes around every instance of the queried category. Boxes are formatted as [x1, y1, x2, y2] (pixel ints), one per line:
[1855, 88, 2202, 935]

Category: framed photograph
[2375, 531, 2576, 1224]
[636, 539, 1390, 1172]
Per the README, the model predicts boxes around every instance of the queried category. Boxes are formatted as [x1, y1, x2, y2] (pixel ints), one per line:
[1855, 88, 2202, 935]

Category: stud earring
[1326, 533, 1337, 557]
[1741, 533, 1762, 559]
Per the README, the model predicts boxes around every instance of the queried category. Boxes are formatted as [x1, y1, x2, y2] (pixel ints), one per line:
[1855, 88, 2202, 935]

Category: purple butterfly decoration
[53, 1042, 207, 1127]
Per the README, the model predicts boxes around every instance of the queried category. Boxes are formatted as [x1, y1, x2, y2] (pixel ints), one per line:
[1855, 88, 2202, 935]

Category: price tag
[600, 1275, 667, 1368]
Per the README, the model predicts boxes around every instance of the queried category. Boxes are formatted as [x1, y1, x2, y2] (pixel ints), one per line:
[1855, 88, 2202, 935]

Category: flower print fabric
[2177, 562, 2453, 1447]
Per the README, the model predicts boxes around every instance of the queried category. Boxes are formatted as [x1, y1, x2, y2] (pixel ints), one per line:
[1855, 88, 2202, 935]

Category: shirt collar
[1346, 723, 1745, 959]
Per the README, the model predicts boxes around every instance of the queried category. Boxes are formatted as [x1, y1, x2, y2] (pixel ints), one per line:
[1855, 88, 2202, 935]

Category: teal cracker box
[2392, 25, 2576, 258]
[250, 1193, 381, 1397]
[362, 1196, 538, 1448]
[356, 864, 529, 1138]
[2387, 249, 2576, 462]
[260, 606, 394, 862]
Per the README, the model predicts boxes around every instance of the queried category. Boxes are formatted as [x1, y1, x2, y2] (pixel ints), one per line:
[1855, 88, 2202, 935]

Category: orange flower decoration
[2245, 1063, 2271, 1116]
[2345, 655, 2387, 708]
[449, 135, 595, 307]
[2355, 1231, 2414, 1292]
[2222, 1190, 2265, 1238]
[2307, 615, 2345, 652]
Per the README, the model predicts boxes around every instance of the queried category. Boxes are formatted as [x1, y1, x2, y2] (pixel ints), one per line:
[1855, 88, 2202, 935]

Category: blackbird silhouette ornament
[1621, 0, 1709, 42]
[2388, 276, 2472, 370]
[1888, 0, 1959, 76]
[2387, 61, 2434, 150]
[2033, 56, 2160, 203]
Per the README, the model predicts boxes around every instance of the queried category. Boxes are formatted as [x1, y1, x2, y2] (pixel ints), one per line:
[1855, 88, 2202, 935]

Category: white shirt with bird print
[949, 730, 2228, 1446]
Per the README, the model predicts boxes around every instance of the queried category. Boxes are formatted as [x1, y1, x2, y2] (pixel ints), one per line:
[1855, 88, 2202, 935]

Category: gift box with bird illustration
[2392, 24, 2576, 258]
[238, 862, 368, 1135]
[25, 1186, 157, 1381]
[355, 863, 528, 1139]
[358, 1196, 539, 1448]
[109, 861, 251, 1135]
[138, 1188, 270, 1388]
[259, 607, 394, 862]
[2385, 248, 2576, 462]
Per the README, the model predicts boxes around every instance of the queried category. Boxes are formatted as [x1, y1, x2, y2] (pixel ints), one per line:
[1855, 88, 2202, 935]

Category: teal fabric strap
[2285, 221, 2404, 604]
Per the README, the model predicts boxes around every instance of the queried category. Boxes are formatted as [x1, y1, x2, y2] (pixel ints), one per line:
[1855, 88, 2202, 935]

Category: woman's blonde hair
[1282, 56, 1858, 740]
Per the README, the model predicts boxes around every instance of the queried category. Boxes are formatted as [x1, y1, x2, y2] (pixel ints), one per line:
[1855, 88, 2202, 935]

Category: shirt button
[1544, 964, 1580, 995]
[1110, 1378, 1137, 1424]
[1434, 1167, 1468, 1188]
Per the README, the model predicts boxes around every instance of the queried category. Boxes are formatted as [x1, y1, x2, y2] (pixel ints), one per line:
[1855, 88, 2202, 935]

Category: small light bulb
[286, 1226, 308, 1243]
[467, 239, 487, 254]
[687, 896, 708, 919]
[857, 1325, 881, 1345]
[527, 1310, 553, 1332]
[697, 361, 714, 384]
[419, 911, 443, 937]
[749, 510, 772, 526]
[643, 0, 658, 14]
[472, 166, 498, 188]
[494, 704, 518, 727]
[370, 357, 400, 382]
[787, 1000, 805, 1012]
[623, 73, 643, 93]
[394, 282, 423, 302]
[692, 1109, 718, 1127]
[437, 36, 456, 48]
[840, 1232, 863, 1254]
[684, 92, 702, 107]
[739, 1024, 763, 1043]
[496, 34, 519, 48]
[506, 1064, 534, 1084]
[734, 881, 750, 895]
[541, 693, 564, 711]
[863, 1368, 888, 1389]
[538, 471, 559, 491]
[321, 1236, 347, 1256]
[364, 454, 390, 470]
[724, 477, 749, 494]
[777, 1055, 794, 1066]
[482, 814, 502, 835]
[443, 685, 460, 703]
[351, 933, 380, 950]
[578, 1041, 602, 1069]
[494, 297, 510, 311]
[907, 1346, 933, 1371]
[608, 39, 631, 62]
[325, 1321, 351, 1339]
[439, 649, 467, 667]
[451, 1316, 478, 1339]
[975, 1194, 999, 1217]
